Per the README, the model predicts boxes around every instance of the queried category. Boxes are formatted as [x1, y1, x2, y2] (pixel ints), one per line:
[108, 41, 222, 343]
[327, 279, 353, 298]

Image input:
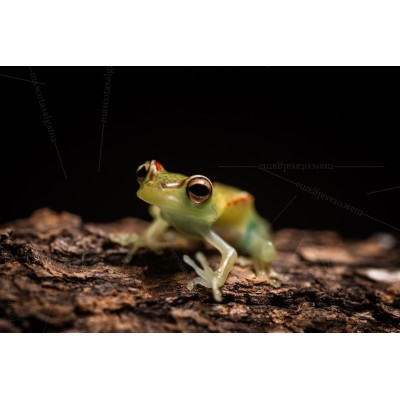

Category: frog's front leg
[109, 206, 171, 263]
[113, 206, 195, 264]
[122, 216, 170, 263]
[109, 206, 169, 258]
[183, 229, 237, 302]
[110, 223, 169, 262]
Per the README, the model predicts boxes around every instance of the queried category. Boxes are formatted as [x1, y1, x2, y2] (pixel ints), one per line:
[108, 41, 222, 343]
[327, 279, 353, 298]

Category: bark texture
[1, 208, 400, 332]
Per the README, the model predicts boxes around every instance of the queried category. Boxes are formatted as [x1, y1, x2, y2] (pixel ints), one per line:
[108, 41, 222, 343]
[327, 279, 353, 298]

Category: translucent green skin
[127, 160, 283, 301]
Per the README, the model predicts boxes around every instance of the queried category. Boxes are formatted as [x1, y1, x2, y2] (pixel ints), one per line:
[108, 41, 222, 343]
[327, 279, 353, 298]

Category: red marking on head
[150, 160, 164, 172]
[148, 160, 164, 180]
[227, 195, 253, 207]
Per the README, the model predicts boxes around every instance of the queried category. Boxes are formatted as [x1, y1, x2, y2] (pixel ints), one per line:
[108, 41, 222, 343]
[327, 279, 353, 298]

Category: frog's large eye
[186, 175, 213, 204]
[136, 161, 150, 184]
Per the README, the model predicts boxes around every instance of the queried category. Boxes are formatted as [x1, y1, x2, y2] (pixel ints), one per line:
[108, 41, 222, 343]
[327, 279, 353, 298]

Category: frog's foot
[109, 232, 143, 263]
[109, 232, 140, 247]
[122, 244, 140, 265]
[254, 264, 287, 288]
[122, 236, 166, 264]
[236, 256, 252, 267]
[183, 252, 222, 302]
[109, 232, 160, 264]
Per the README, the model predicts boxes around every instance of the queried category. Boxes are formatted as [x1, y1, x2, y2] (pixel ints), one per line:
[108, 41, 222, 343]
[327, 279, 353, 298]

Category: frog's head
[136, 160, 217, 225]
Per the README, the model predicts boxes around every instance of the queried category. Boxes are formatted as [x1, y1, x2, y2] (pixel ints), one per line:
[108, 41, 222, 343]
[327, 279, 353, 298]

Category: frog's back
[213, 182, 272, 250]
[213, 182, 255, 226]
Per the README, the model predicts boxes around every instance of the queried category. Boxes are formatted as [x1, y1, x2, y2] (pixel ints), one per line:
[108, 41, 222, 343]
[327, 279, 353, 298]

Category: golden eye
[186, 175, 213, 204]
[136, 161, 150, 184]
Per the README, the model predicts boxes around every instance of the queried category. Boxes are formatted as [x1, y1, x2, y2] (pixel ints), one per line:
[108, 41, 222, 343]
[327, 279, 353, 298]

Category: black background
[0, 67, 398, 237]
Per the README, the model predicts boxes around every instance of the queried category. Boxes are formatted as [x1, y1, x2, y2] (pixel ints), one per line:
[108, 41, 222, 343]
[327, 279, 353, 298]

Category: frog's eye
[186, 175, 213, 204]
[136, 161, 150, 184]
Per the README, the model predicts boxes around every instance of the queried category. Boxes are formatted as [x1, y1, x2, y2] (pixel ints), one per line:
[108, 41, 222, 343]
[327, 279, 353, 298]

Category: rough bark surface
[1, 208, 400, 332]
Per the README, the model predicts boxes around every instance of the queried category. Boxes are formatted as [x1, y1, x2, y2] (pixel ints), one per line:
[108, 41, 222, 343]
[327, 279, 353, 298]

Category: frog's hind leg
[252, 240, 286, 287]
[243, 229, 286, 288]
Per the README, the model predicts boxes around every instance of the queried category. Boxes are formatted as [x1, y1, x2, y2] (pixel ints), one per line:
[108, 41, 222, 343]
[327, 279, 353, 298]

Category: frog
[115, 160, 285, 302]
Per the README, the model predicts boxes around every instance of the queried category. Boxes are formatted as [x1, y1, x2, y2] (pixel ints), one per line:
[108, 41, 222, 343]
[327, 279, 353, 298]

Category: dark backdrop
[0, 67, 398, 237]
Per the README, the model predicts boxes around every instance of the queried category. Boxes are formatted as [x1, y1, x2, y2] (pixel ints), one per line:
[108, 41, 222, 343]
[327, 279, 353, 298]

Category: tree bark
[1, 208, 399, 332]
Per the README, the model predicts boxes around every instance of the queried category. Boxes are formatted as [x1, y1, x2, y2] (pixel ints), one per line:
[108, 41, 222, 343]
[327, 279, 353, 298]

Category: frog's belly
[214, 214, 272, 256]
[213, 225, 245, 248]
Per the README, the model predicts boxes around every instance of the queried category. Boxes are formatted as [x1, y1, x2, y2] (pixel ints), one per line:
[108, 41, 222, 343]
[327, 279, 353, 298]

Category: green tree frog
[120, 160, 284, 302]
